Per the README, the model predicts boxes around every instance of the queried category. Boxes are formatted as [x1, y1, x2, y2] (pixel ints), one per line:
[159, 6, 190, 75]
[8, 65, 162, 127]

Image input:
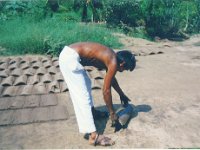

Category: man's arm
[111, 77, 124, 96]
[112, 77, 131, 105]
[103, 62, 117, 120]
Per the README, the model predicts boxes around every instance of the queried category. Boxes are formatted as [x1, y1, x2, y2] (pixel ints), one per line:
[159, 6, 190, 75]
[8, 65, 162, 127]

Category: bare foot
[89, 133, 115, 146]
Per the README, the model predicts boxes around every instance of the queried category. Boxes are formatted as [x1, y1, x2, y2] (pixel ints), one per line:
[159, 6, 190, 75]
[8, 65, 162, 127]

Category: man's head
[116, 50, 136, 72]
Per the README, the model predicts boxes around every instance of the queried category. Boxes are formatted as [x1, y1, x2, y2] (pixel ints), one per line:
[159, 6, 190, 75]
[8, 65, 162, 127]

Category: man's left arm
[111, 77, 130, 105]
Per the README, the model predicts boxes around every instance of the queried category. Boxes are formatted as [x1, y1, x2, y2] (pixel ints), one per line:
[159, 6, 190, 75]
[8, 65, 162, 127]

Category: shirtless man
[59, 42, 136, 146]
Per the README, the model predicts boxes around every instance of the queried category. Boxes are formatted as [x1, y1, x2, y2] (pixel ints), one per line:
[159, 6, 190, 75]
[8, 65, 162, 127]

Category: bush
[0, 17, 122, 56]
[143, 0, 199, 38]
[105, 0, 144, 27]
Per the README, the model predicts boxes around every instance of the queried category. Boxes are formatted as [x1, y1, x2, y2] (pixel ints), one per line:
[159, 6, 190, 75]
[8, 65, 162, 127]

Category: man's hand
[120, 94, 131, 105]
[110, 112, 119, 127]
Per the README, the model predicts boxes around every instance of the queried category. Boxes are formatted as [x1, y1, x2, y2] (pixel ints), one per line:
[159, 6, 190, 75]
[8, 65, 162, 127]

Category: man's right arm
[103, 62, 117, 121]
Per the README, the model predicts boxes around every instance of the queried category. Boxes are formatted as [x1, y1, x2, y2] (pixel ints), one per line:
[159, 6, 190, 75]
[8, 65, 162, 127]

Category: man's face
[117, 61, 127, 72]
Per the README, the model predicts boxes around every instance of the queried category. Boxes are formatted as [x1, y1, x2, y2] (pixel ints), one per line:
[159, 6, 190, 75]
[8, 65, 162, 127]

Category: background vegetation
[0, 0, 199, 56]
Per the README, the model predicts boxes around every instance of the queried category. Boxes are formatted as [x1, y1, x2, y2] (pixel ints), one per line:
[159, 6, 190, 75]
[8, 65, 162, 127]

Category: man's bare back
[69, 42, 117, 70]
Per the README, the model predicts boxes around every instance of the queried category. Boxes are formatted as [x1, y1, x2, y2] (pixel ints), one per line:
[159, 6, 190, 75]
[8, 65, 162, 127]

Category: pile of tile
[0, 55, 104, 126]
[0, 56, 104, 97]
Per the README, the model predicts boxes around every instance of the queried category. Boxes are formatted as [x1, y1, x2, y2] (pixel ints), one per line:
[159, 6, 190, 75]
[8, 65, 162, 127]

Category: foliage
[0, 17, 122, 56]
[0, 0, 200, 57]
[143, 0, 199, 38]
[105, 0, 144, 27]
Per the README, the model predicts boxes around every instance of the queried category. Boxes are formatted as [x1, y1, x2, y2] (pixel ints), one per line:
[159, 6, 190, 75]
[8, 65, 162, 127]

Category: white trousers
[59, 46, 96, 133]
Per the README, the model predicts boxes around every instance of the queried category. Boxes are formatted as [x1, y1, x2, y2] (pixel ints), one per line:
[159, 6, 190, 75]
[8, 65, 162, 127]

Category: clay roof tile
[47, 81, 60, 93]
[59, 81, 68, 92]
[32, 61, 43, 69]
[32, 83, 47, 95]
[10, 68, 23, 77]
[21, 61, 31, 70]
[9, 57, 21, 65]
[52, 57, 58, 62]
[19, 85, 34, 96]
[8, 62, 20, 70]
[27, 75, 40, 85]
[53, 61, 59, 68]
[13, 75, 28, 86]
[43, 60, 52, 68]
[2, 86, 18, 97]
[36, 67, 46, 75]
[0, 69, 10, 78]
[41, 73, 52, 83]
[54, 72, 64, 82]
[1, 76, 15, 86]
[0, 63, 9, 71]
[48, 66, 58, 75]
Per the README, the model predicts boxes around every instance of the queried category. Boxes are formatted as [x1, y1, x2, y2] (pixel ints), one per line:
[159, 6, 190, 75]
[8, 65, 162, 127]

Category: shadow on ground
[94, 103, 152, 133]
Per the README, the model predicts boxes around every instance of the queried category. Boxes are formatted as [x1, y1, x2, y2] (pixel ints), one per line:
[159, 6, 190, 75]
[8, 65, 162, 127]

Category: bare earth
[0, 35, 200, 148]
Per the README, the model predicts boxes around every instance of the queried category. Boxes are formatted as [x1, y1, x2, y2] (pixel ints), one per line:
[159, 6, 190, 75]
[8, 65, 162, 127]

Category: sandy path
[0, 35, 200, 148]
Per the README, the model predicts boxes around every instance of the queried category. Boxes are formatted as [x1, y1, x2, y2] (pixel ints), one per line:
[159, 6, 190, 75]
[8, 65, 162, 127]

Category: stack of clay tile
[0, 56, 104, 98]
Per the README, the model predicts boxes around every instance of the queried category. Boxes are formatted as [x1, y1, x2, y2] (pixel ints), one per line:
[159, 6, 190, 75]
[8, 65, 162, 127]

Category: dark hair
[116, 50, 136, 71]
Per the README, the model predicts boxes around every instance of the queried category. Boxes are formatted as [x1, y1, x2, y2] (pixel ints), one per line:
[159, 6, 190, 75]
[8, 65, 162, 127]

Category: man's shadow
[94, 104, 152, 133]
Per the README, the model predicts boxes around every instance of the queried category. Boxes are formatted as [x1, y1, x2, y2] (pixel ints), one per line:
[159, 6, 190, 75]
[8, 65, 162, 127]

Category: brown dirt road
[0, 34, 200, 148]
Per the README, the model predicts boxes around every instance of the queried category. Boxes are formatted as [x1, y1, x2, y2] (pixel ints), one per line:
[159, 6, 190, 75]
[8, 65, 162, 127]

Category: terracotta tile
[41, 73, 52, 83]
[32, 61, 43, 69]
[1, 76, 15, 86]
[54, 72, 64, 82]
[40, 94, 58, 106]
[0, 63, 9, 71]
[53, 60, 59, 68]
[0, 69, 10, 78]
[41, 56, 51, 63]
[23, 68, 36, 76]
[0, 85, 4, 96]
[47, 81, 60, 93]
[0, 59, 5, 65]
[13, 75, 27, 86]
[20, 61, 31, 70]
[49, 105, 69, 120]
[48, 66, 58, 75]
[52, 57, 58, 62]
[32, 83, 47, 95]
[84, 66, 94, 72]
[32, 107, 50, 122]
[56, 93, 75, 116]
[0, 109, 15, 126]
[43, 60, 52, 68]
[20, 57, 31, 64]
[0, 97, 12, 110]
[12, 108, 34, 125]
[36, 67, 46, 75]
[59, 81, 68, 92]
[88, 69, 103, 79]
[10, 68, 23, 77]
[19, 85, 34, 96]
[0, 57, 10, 65]
[2, 86, 18, 97]
[31, 57, 42, 64]
[24, 95, 40, 108]
[91, 79, 101, 90]
[9, 57, 21, 65]
[27, 75, 40, 85]
[8, 61, 20, 70]
[9, 96, 25, 109]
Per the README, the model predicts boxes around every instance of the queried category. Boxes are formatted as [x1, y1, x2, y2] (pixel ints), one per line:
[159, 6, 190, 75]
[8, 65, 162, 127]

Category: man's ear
[120, 61, 126, 67]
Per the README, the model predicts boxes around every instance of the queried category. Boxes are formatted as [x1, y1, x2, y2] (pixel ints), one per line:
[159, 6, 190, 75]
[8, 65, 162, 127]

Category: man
[59, 42, 136, 146]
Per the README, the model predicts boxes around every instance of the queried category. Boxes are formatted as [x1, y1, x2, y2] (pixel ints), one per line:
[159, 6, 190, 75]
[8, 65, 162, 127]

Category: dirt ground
[0, 35, 200, 148]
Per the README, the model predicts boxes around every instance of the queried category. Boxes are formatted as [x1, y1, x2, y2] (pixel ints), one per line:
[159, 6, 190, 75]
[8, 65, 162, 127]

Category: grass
[0, 16, 123, 56]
